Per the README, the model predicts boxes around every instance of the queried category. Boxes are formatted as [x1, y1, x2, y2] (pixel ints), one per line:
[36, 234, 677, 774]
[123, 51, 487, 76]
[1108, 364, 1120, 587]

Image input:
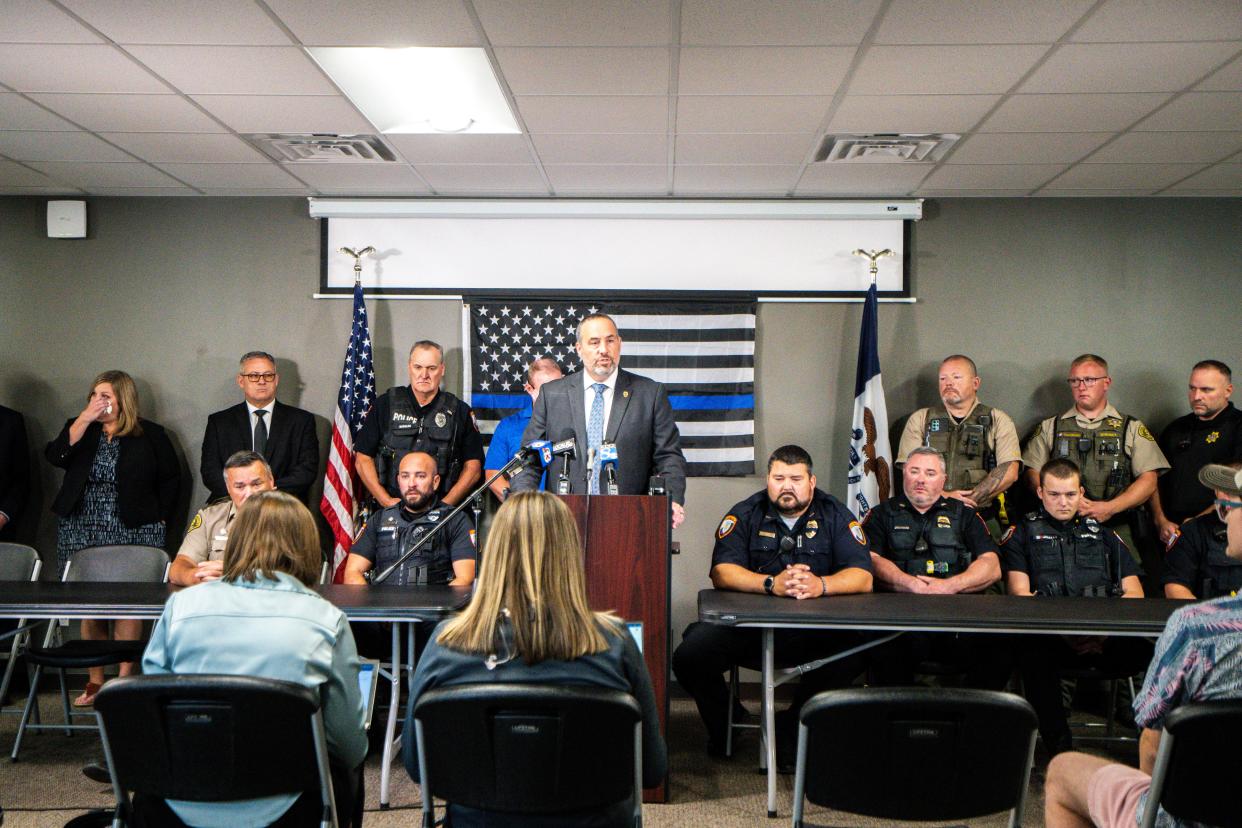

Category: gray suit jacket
[512, 368, 687, 504]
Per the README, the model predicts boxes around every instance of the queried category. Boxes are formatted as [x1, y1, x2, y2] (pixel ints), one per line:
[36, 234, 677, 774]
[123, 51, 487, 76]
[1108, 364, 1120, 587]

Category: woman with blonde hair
[138, 491, 368, 827]
[46, 370, 179, 706]
[403, 490, 666, 826]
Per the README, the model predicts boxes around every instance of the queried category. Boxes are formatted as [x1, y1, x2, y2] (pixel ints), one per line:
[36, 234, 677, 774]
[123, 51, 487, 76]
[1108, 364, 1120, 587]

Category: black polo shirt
[1157, 403, 1242, 523]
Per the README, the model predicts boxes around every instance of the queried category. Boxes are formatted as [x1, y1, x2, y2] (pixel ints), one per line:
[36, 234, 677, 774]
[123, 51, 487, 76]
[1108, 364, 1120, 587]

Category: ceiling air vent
[813, 133, 960, 163]
[243, 133, 398, 163]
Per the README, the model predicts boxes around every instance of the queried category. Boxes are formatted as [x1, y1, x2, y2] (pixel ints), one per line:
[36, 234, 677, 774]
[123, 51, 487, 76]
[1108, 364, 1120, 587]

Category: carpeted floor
[0, 685, 1137, 827]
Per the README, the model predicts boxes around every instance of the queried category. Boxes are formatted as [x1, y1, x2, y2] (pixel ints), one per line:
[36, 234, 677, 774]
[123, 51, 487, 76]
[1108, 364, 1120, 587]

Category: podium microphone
[599, 442, 619, 496]
[584, 446, 596, 490]
[553, 430, 576, 495]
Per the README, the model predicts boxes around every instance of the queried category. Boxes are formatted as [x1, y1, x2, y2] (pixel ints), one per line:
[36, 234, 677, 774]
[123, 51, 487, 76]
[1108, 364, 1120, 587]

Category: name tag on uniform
[379, 526, 397, 536]
[758, 530, 776, 538]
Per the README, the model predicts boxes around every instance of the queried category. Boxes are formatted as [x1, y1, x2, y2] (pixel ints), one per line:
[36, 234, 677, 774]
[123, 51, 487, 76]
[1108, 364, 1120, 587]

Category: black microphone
[554, 430, 576, 495]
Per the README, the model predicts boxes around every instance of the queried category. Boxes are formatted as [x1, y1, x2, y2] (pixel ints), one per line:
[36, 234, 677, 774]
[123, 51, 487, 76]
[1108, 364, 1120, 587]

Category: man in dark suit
[200, 351, 319, 503]
[513, 313, 687, 528]
[0, 405, 29, 542]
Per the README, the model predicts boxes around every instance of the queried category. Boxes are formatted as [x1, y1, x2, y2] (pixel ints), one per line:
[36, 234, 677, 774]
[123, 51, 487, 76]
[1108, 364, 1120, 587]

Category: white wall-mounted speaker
[47, 200, 87, 239]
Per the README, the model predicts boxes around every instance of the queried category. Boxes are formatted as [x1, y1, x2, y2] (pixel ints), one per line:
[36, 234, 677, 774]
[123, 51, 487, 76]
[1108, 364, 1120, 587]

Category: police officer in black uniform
[1162, 465, 1242, 600]
[355, 340, 484, 509]
[864, 447, 1009, 687]
[1002, 458, 1150, 754]
[671, 445, 873, 767]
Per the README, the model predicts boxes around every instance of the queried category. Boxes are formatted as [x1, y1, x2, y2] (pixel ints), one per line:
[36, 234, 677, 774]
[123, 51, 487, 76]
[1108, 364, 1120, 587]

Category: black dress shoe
[81, 762, 111, 784]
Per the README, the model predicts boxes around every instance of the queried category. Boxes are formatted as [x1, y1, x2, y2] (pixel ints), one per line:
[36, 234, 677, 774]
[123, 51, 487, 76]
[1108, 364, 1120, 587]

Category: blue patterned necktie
[587, 382, 606, 494]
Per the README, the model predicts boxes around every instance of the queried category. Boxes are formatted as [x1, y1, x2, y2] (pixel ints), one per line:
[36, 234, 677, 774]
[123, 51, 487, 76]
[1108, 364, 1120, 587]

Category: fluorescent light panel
[306, 47, 520, 134]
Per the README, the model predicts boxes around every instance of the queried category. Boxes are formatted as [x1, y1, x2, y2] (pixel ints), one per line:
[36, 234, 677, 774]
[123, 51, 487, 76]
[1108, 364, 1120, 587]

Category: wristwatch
[763, 575, 775, 595]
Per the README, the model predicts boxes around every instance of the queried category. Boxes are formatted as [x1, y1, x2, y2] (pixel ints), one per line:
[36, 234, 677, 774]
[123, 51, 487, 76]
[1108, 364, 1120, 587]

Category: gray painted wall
[2, 196, 1239, 640]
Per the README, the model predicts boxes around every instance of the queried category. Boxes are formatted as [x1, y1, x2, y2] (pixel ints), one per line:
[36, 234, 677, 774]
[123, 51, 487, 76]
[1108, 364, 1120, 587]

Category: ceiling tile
[287, 163, 431, 192]
[190, 95, 373, 133]
[388, 134, 535, 164]
[0, 0, 102, 43]
[83, 187, 197, 195]
[0, 160, 59, 186]
[494, 48, 669, 95]
[532, 133, 667, 164]
[826, 94, 999, 133]
[876, 0, 1093, 44]
[198, 188, 312, 195]
[1167, 163, 1242, 188]
[1034, 188, 1158, 196]
[922, 163, 1067, 188]
[100, 132, 266, 162]
[415, 164, 549, 194]
[152, 162, 304, 188]
[1020, 43, 1240, 94]
[475, 0, 669, 46]
[1135, 92, 1242, 131]
[949, 132, 1112, 164]
[679, 47, 855, 95]
[1045, 162, 1207, 188]
[516, 96, 668, 133]
[0, 45, 167, 93]
[1198, 55, 1242, 91]
[0, 131, 133, 162]
[1090, 131, 1242, 163]
[795, 162, 932, 194]
[980, 93, 1171, 132]
[674, 164, 800, 193]
[29, 93, 225, 132]
[849, 46, 1048, 95]
[677, 95, 830, 133]
[544, 164, 669, 192]
[675, 133, 815, 164]
[915, 188, 1035, 197]
[0, 184, 86, 194]
[263, 0, 479, 47]
[681, 0, 882, 46]
[125, 46, 337, 95]
[0, 94, 79, 130]
[27, 161, 185, 187]
[58, 0, 291, 45]
[1072, 0, 1242, 42]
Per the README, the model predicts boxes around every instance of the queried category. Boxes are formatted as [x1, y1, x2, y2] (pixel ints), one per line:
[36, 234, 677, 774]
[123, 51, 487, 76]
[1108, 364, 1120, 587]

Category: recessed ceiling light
[306, 47, 520, 135]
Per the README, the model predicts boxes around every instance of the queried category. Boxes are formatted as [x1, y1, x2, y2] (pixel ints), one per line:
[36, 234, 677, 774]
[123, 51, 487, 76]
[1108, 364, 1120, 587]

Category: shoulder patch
[185, 512, 202, 534]
[1001, 526, 1016, 544]
[849, 520, 867, 546]
[717, 514, 737, 539]
[1137, 423, 1155, 441]
[468, 529, 477, 547]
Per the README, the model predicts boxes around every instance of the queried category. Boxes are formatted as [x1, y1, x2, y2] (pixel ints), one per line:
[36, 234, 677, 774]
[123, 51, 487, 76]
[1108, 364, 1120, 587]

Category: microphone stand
[370, 451, 534, 585]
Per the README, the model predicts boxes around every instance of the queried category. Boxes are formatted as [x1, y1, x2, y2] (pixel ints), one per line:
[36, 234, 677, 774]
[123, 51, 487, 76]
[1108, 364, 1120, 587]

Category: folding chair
[1141, 700, 1242, 828]
[0, 543, 41, 712]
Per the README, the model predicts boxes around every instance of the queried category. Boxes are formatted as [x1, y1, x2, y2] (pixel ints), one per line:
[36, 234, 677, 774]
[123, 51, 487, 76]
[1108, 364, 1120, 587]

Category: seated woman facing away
[404, 489, 667, 827]
[138, 491, 368, 828]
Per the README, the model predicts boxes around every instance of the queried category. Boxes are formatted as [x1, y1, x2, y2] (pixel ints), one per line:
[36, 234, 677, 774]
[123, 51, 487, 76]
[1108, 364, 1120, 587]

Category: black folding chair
[792, 687, 1037, 828]
[0, 543, 42, 712]
[412, 682, 643, 828]
[94, 673, 339, 828]
[10, 544, 168, 761]
[1141, 700, 1242, 828]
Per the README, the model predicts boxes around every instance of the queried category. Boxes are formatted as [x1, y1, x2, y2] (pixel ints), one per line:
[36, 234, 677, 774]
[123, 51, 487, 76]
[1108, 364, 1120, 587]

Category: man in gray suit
[513, 313, 687, 528]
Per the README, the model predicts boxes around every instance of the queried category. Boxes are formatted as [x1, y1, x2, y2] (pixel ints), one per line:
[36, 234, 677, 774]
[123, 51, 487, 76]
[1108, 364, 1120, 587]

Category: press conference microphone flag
[600, 442, 619, 496]
[554, 430, 576, 495]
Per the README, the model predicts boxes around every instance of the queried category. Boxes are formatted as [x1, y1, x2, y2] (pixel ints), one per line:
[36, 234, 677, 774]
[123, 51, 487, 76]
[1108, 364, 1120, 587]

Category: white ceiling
[1, 0, 1241, 198]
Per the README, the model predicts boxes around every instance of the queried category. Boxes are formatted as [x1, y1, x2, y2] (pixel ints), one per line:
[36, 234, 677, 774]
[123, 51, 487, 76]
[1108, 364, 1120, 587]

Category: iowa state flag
[846, 282, 892, 519]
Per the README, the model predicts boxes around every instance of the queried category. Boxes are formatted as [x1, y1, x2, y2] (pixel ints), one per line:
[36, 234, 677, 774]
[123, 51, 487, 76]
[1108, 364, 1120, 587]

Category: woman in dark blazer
[46, 369, 179, 706]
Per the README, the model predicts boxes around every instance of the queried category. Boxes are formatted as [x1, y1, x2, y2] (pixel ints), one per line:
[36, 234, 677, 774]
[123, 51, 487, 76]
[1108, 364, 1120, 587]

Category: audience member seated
[138, 491, 368, 827]
[1162, 461, 1242, 599]
[403, 490, 667, 826]
[1044, 463, 1242, 827]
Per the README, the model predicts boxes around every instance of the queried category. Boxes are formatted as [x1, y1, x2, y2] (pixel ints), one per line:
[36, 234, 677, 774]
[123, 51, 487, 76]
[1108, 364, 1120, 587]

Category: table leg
[379, 622, 402, 809]
[763, 627, 777, 818]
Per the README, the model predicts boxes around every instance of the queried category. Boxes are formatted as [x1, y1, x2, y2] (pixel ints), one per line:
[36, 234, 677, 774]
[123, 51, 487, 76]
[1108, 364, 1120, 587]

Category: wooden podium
[559, 494, 670, 803]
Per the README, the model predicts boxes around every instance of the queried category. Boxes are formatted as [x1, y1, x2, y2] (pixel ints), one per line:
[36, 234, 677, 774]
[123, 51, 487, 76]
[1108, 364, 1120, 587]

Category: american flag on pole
[320, 281, 376, 582]
[465, 299, 756, 477]
[846, 281, 892, 520]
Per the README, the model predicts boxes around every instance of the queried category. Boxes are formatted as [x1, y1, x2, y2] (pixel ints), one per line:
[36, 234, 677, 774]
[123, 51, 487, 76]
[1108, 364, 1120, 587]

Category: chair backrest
[94, 674, 332, 805]
[65, 545, 168, 583]
[0, 543, 40, 581]
[1143, 700, 1242, 828]
[796, 687, 1037, 823]
[414, 682, 642, 818]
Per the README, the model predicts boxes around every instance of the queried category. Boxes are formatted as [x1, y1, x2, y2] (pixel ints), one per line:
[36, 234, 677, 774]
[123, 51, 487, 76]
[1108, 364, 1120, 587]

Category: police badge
[435, 411, 448, 428]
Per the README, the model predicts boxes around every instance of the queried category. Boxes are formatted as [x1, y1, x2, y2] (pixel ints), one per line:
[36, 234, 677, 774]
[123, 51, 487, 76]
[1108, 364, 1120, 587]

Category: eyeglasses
[1066, 376, 1107, 387]
[240, 372, 277, 383]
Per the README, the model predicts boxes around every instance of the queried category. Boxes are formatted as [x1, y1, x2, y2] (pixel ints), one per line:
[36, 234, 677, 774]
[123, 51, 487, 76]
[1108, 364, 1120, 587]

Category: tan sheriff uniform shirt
[896, 401, 1022, 465]
[1022, 404, 1170, 475]
[176, 500, 236, 564]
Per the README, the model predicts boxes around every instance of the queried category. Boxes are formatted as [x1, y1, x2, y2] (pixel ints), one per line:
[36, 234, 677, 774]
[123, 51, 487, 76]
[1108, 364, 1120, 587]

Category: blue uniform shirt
[485, 407, 547, 490]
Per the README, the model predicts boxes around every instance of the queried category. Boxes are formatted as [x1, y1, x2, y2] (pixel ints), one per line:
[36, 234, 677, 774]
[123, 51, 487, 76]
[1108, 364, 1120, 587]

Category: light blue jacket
[142, 571, 368, 827]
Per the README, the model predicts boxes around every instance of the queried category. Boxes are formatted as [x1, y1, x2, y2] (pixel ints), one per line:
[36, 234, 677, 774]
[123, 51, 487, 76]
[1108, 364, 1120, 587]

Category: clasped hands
[771, 564, 826, 600]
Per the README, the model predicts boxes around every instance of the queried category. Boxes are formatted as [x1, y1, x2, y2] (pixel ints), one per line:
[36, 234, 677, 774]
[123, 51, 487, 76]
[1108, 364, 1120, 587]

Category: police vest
[381, 387, 462, 497]
[886, 499, 971, 577]
[1051, 414, 1132, 501]
[370, 504, 453, 586]
[1023, 512, 1119, 597]
[1201, 521, 1242, 598]
[922, 404, 995, 491]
